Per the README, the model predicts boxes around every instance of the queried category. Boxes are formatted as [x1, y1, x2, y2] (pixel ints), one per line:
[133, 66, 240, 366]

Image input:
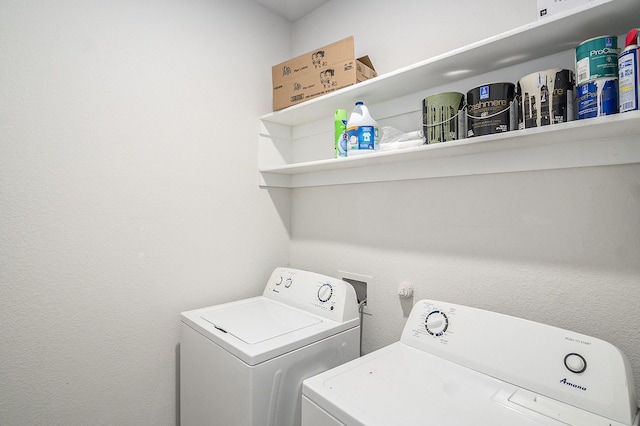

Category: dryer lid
[201, 299, 322, 344]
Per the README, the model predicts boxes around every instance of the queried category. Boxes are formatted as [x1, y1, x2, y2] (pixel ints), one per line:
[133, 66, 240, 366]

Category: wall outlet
[398, 281, 414, 298]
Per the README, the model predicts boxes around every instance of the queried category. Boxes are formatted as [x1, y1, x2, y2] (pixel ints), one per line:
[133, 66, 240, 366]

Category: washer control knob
[284, 278, 293, 288]
[317, 283, 333, 302]
[275, 276, 283, 285]
[564, 353, 587, 374]
[425, 310, 449, 337]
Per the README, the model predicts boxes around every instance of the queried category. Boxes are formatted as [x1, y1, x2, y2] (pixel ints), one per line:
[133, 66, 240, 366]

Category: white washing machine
[303, 298, 640, 426]
[180, 267, 360, 426]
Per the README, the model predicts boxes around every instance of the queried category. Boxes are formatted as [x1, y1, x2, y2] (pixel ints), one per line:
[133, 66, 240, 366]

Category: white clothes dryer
[180, 267, 360, 426]
[302, 298, 640, 426]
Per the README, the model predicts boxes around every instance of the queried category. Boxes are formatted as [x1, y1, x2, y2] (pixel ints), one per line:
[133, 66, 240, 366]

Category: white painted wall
[0, 0, 291, 424]
[292, 0, 539, 74]
[289, 0, 640, 400]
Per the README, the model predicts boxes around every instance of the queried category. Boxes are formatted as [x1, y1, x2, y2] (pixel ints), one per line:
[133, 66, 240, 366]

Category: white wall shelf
[258, 0, 640, 188]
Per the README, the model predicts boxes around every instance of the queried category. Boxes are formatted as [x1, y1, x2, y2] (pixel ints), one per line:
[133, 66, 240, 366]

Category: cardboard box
[537, 0, 592, 18]
[272, 37, 377, 111]
[272, 36, 356, 84]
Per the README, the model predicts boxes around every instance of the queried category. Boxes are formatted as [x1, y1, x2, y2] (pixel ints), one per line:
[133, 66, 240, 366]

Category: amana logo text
[559, 378, 587, 391]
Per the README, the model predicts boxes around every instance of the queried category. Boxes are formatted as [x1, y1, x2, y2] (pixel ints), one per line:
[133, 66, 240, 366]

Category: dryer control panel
[400, 299, 638, 426]
[263, 267, 359, 323]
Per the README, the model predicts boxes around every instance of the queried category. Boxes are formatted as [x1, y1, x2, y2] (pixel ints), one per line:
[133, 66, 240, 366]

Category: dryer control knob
[564, 353, 587, 374]
[425, 310, 449, 337]
[317, 283, 333, 302]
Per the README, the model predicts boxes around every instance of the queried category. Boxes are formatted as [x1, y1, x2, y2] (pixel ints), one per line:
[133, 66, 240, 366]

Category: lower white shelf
[259, 111, 640, 188]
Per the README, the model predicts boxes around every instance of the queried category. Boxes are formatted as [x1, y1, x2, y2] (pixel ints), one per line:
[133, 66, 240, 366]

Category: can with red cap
[619, 28, 639, 113]
[625, 28, 639, 47]
[619, 45, 638, 112]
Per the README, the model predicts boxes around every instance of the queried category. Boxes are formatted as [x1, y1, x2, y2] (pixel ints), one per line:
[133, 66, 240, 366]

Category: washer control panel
[263, 267, 358, 322]
[400, 299, 636, 425]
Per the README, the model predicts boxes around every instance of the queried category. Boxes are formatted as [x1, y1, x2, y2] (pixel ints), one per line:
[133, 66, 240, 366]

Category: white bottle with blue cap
[346, 101, 379, 156]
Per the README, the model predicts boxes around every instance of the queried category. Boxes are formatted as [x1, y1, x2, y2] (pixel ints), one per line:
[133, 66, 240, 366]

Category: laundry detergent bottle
[346, 101, 379, 156]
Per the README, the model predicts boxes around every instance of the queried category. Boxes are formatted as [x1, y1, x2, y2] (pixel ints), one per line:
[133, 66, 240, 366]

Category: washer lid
[201, 299, 321, 344]
[182, 296, 358, 365]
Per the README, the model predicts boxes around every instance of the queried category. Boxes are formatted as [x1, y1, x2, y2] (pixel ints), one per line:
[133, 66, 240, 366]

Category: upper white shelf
[260, 0, 640, 127]
[258, 0, 640, 188]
